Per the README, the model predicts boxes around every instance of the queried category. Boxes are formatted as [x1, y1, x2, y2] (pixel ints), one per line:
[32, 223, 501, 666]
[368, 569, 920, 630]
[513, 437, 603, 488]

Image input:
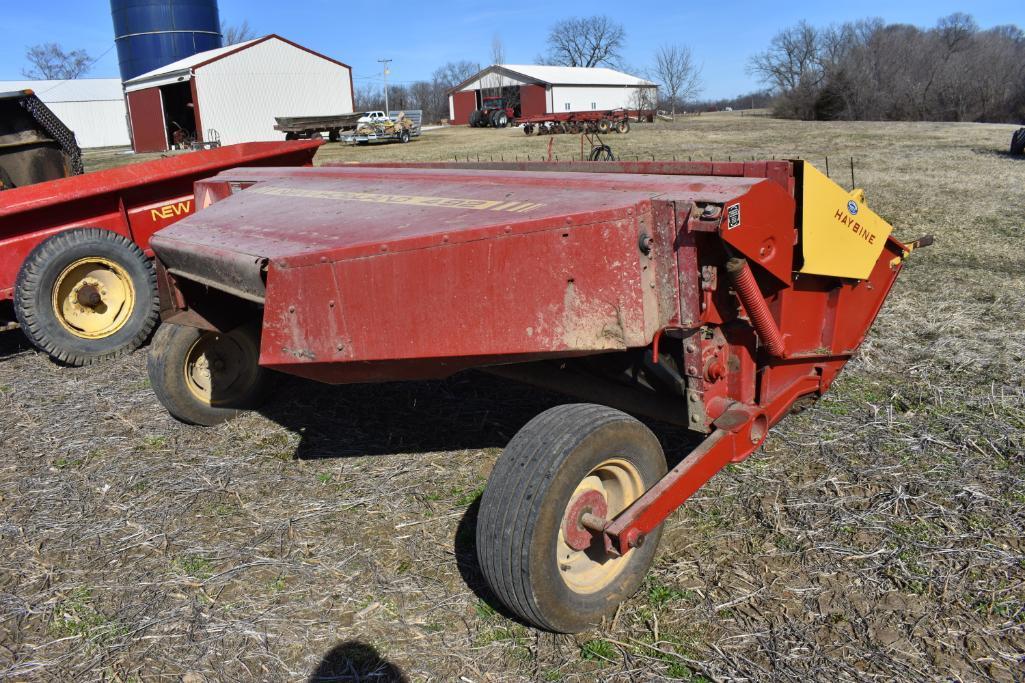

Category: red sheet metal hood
[151, 165, 772, 265]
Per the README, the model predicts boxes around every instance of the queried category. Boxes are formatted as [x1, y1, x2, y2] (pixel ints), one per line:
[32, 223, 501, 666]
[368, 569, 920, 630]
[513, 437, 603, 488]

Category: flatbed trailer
[274, 113, 363, 141]
[0, 140, 322, 365]
[144, 158, 928, 633]
[518, 108, 655, 135]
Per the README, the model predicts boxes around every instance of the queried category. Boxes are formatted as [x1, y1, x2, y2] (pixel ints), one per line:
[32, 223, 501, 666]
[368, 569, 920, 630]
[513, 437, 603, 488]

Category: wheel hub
[52, 258, 135, 339]
[562, 489, 608, 551]
[556, 458, 645, 594]
[183, 330, 259, 406]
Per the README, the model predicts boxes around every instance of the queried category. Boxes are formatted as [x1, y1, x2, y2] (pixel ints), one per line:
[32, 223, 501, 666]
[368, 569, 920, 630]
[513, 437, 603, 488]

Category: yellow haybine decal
[798, 162, 892, 280]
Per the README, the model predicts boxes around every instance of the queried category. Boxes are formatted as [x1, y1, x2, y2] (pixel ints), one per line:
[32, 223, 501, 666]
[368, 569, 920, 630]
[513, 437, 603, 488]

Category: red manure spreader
[145, 158, 928, 632]
[0, 140, 321, 365]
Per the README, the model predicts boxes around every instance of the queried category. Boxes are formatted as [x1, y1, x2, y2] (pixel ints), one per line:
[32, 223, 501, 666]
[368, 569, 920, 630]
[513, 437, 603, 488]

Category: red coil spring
[726, 258, 787, 358]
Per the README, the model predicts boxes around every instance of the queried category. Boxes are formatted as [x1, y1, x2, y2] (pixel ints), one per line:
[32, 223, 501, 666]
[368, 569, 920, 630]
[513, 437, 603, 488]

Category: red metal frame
[151, 159, 911, 556]
[516, 108, 654, 126]
[0, 140, 322, 305]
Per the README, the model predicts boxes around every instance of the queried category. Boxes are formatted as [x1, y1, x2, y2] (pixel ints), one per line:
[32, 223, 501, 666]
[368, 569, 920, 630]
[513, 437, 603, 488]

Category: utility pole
[378, 58, 392, 115]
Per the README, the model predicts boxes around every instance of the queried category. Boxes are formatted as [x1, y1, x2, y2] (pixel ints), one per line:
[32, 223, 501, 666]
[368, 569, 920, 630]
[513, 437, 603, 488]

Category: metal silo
[111, 0, 224, 82]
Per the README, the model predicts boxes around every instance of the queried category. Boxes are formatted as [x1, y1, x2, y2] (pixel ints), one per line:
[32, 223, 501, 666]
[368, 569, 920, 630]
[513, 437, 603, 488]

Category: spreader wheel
[523, 124, 534, 135]
[476, 403, 667, 633]
[1011, 128, 1025, 155]
[615, 119, 630, 134]
[597, 119, 612, 134]
[147, 322, 273, 426]
[14, 228, 158, 366]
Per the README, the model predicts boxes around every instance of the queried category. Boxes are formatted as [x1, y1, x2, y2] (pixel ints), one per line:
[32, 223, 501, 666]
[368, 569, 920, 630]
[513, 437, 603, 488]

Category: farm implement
[519, 108, 654, 135]
[1011, 127, 1025, 155]
[0, 140, 321, 365]
[145, 158, 927, 632]
[0, 89, 83, 190]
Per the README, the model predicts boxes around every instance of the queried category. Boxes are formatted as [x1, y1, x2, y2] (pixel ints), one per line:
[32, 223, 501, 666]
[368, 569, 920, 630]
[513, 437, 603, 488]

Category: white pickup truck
[357, 111, 391, 124]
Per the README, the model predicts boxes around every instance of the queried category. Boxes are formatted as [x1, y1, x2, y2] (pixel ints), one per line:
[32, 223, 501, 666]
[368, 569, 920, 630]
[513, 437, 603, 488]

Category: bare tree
[748, 13, 1025, 123]
[652, 45, 702, 114]
[221, 20, 257, 45]
[544, 16, 625, 68]
[491, 34, 505, 65]
[431, 60, 479, 89]
[22, 43, 92, 80]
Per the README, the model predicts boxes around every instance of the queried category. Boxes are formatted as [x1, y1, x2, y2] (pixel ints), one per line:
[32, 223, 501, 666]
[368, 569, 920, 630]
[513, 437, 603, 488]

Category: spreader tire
[469, 110, 482, 127]
[147, 322, 272, 426]
[1011, 128, 1025, 155]
[477, 403, 667, 633]
[616, 120, 630, 134]
[14, 228, 158, 366]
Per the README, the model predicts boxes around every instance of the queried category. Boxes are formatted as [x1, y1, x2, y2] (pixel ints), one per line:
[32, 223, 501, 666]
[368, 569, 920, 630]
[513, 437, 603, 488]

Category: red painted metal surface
[127, 87, 167, 153]
[152, 159, 909, 552]
[517, 109, 654, 126]
[0, 140, 322, 303]
[451, 91, 477, 125]
[519, 84, 547, 117]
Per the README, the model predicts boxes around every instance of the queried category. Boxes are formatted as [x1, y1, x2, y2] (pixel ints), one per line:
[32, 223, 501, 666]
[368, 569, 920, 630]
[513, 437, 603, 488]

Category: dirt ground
[2, 114, 1023, 682]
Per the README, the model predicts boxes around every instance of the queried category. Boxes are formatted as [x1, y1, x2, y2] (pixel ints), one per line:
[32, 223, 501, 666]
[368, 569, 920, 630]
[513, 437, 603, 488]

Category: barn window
[565, 103, 571, 111]
[591, 102, 596, 110]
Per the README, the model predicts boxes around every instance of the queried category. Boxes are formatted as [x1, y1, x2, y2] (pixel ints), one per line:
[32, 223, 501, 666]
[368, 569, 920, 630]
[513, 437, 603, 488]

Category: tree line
[749, 13, 1025, 122]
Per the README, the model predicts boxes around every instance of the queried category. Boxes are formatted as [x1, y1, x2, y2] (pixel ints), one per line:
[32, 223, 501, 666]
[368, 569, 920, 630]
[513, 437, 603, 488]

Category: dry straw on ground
[1, 114, 1023, 681]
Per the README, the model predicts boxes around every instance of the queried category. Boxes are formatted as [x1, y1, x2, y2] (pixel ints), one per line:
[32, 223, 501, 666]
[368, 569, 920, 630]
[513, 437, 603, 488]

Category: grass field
[1, 114, 1023, 682]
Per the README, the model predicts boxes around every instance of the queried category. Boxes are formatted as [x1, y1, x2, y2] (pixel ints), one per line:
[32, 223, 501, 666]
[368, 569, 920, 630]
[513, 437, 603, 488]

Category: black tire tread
[1011, 128, 1025, 155]
[478, 403, 661, 632]
[14, 228, 159, 366]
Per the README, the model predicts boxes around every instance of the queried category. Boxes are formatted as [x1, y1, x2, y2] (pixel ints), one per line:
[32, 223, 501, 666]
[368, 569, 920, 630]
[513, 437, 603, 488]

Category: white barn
[122, 35, 354, 152]
[0, 79, 130, 149]
[448, 64, 657, 125]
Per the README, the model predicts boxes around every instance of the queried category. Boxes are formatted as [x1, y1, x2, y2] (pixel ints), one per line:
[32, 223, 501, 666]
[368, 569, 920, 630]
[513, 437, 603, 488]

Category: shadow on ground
[259, 370, 571, 459]
[309, 640, 408, 682]
[261, 369, 700, 461]
[0, 329, 30, 361]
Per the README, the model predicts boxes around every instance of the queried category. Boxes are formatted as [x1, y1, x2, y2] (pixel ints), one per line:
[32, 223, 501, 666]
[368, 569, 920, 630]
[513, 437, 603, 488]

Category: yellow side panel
[799, 162, 893, 280]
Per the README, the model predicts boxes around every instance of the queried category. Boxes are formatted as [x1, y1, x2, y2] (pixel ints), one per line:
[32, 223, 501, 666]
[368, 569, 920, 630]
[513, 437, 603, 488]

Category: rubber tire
[1011, 128, 1025, 155]
[328, 129, 340, 142]
[597, 119, 611, 134]
[399, 129, 411, 143]
[147, 322, 273, 426]
[285, 132, 298, 140]
[476, 403, 667, 633]
[616, 120, 630, 134]
[469, 110, 482, 128]
[14, 228, 158, 366]
[523, 124, 534, 135]
[495, 112, 509, 128]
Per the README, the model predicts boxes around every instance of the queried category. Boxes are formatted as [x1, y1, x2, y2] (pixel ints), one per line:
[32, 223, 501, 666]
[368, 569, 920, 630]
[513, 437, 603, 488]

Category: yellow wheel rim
[52, 257, 135, 339]
[183, 329, 260, 406]
[557, 458, 645, 595]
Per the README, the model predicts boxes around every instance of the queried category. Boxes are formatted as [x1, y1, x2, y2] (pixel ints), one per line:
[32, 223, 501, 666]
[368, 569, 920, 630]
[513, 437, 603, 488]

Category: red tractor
[469, 97, 514, 128]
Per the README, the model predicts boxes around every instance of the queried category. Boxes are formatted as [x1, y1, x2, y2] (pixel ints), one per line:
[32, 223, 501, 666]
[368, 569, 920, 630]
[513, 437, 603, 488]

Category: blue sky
[1, 1, 1021, 99]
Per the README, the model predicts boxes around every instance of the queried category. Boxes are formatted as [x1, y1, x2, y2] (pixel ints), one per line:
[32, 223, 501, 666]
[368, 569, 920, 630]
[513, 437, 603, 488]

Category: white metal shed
[122, 35, 354, 152]
[0, 79, 130, 149]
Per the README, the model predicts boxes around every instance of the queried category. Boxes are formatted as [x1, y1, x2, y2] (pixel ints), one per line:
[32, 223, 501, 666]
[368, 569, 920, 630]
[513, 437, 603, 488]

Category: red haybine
[145, 159, 928, 632]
